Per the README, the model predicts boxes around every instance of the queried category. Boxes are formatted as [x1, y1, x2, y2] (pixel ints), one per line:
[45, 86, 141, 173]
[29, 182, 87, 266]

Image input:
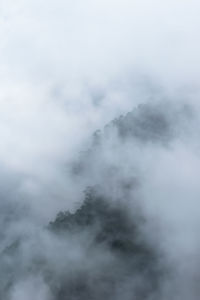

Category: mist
[0, 0, 200, 299]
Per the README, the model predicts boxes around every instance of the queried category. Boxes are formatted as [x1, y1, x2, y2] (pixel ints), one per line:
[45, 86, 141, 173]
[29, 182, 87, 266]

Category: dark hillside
[48, 187, 164, 300]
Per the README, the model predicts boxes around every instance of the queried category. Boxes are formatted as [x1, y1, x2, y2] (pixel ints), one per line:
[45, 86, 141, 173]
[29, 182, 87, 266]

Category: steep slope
[48, 187, 164, 300]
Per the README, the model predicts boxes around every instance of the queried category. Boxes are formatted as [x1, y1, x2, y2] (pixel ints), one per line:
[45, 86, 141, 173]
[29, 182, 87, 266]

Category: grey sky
[0, 2, 200, 298]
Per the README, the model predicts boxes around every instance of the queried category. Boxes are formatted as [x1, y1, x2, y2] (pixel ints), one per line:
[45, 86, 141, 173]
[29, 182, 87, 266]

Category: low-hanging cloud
[0, 0, 200, 299]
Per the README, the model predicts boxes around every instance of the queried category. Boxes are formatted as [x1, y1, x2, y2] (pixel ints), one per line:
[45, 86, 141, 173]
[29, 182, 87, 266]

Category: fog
[0, 0, 200, 299]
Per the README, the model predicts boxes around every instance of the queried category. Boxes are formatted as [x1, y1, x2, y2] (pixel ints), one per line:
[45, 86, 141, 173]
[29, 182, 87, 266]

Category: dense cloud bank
[1, 0, 200, 299]
[0, 100, 200, 299]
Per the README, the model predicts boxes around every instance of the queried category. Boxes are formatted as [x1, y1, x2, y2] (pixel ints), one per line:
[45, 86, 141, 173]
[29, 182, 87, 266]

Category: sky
[0, 1, 200, 299]
[0, 0, 200, 219]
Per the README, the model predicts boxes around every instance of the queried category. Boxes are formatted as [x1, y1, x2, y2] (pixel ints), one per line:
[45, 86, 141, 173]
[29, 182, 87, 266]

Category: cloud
[0, 0, 199, 218]
[0, 1, 200, 299]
